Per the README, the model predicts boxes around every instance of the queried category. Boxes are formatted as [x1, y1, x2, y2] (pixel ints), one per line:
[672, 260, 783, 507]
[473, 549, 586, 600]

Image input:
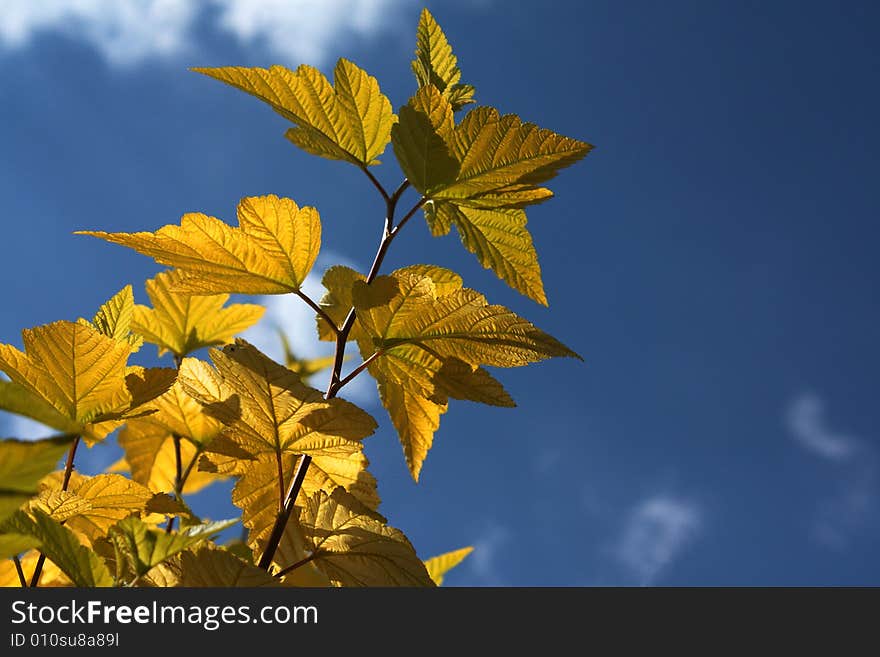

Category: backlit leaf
[109, 516, 236, 580]
[133, 270, 264, 358]
[78, 194, 321, 295]
[185, 341, 380, 509]
[352, 268, 575, 478]
[424, 546, 473, 586]
[147, 544, 279, 587]
[0, 436, 74, 522]
[5, 510, 113, 587]
[0, 533, 40, 560]
[299, 488, 434, 587]
[193, 59, 394, 167]
[78, 285, 143, 350]
[412, 8, 475, 110]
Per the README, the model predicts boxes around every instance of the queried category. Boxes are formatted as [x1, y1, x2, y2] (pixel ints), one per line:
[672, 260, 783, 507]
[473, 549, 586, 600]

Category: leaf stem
[273, 553, 318, 579]
[30, 435, 81, 587]
[13, 556, 26, 587]
[295, 289, 339, 336]
[165, 433, 184, 534]
[258, 453, 312, 571]
[260, 179, 418, 572]
[361, 166, 390, 203]
[327, 350, 383, 397]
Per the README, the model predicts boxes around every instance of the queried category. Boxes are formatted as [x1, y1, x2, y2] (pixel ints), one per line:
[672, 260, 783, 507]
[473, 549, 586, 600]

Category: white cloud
[785, 392, 876, 549]
[214, 0, 410, 65]
[0, 0, 198, 66]
[0, 0, 412, 67]
[615, 496, 701, 585]
[468, 524, 510, 585]
[239, 254, 377, 408]
[785, 393, 857, 461]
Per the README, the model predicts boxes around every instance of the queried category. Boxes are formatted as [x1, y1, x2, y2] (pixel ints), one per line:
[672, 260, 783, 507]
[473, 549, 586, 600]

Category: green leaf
[5, 510, 114, 587]
[0, 436, 73, 523]
[0, 533, 40, 560]
[108, 516, 237, 580]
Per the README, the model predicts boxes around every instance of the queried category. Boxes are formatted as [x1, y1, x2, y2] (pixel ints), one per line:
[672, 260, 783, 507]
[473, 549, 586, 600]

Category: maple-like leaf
[5, 510, 114, 587]
[426, 202, 546, 305]
[183, 340, 380, 509]
[78, 194, 321, 295]
[351, 267, 576, 479]
[78, 284, 143, 351]
[392, 88, 591, 303]
[37, 472, 160, 545]
[412, 8, 475, 111]
[297, 488, 434, 587]
[145, 544, 279, 587]
[316, 265, 367, 342]
[423, 546, 473, 586]
[116, 421, 220, 495]
[193, 59, 394, 167]
[0, 321, 173, 443]
[133, 270, 264, 359]
[0, 436, 74, 523]
[108, 516, 236, 581]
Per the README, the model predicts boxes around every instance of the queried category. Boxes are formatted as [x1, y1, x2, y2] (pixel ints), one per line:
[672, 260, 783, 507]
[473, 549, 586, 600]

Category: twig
[258, 454, 312, 571]
[13, 556, 26, 588]
[31, 435, 81, 587]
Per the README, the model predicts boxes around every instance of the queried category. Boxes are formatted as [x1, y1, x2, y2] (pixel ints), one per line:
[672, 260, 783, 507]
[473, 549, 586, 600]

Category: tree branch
[273, 553, 318, 579]
[258, 454, 312, 571]
[361, 166, 389, 203]
[295, 288, 339, 336]
[327, 350, 383, 397]
[31, 435, 80, 587]
[13, 556, 26, 588]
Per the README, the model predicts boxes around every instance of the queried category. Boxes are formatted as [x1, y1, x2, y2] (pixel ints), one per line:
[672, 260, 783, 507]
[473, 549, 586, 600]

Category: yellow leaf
[133, 270, 265, 359]
[193, 59, 394, 167]
[129, 360, 224, 445]
[0, 321, 131, 425]
[117, 421, 220, 495]
[278, 330, 338, 380]
[439, 107, 592, 200]
[424, 546, 473, 586]
[352, 268, 573, 478]
[412, 8, 475, 110]
[316, 265, 366, 342]
[78, 194, 321, 296]
[0, 381, 81, 438]
[151, 544, 279, 587]
[430, 202, 547, 305]
[29, 490, 92, 523]
[78, 285, 143, 351]
[392, 86, 459, 194]
[229, 452, 309, 573]
[299, 488, 434, 587]
[185, 341, 380, 509]
[0, 436, 74, 522]
[39, 473, 156, 546]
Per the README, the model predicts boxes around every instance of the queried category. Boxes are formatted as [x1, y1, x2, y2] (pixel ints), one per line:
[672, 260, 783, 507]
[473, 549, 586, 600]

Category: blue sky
[1, 0, 878, 586]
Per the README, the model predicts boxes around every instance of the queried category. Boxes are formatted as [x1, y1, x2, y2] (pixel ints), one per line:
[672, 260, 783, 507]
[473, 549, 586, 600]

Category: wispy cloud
[785, 392, 876, 549]
[785, 393, 857, 461]
[615, 495, 701, 585]
[0, 0, 412, 67]
[468, 524, 510, 586]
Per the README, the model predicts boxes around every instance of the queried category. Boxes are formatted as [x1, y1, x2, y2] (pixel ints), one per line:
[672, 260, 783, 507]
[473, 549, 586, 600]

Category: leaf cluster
[0, 9, 589, 588]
